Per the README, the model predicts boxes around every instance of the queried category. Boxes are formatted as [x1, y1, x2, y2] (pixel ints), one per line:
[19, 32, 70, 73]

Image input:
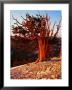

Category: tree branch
[51, 22, 56, 37]
[12, 15, 22, 25]
[54, 18, 61, 37]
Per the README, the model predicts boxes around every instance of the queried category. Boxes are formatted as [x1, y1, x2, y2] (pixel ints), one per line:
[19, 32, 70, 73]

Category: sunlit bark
[12, 14, 61, 63]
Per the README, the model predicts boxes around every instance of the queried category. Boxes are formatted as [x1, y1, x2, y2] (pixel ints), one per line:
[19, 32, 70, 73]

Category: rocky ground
[10, 57, 61, 79]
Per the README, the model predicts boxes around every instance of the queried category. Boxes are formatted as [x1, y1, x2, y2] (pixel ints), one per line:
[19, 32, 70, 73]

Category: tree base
[35, 59, 39, 64]
[35, 58, 46, 64]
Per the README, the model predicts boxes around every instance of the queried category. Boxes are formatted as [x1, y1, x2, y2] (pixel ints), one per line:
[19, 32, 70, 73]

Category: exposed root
[35, 58, 46, 64]
[35, 59, 39, 64]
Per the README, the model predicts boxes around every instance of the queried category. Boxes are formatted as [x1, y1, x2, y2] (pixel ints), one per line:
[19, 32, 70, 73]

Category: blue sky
[10, 10, 61, 37]
[10, 10, 61, 25]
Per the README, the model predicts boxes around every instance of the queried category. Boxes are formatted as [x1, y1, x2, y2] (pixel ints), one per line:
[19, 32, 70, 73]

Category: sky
[10, 10, 61, 37]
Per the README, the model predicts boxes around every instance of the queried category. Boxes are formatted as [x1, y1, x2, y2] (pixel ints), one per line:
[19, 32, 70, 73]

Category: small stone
[51, 75, 55, 79]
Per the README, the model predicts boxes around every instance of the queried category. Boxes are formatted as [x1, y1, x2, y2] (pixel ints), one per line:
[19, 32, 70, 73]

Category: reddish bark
[12, 14, 61, 63]
[35, 37, 46, 63]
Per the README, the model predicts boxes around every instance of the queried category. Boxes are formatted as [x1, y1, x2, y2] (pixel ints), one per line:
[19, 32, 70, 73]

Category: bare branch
[46, 22, 51, 37]
[14, 23, 18, 27]
[21, 16, 27, 21]
[51, 22, 56, 37]
[54, 18, 61, 37]
[12, 15, 22, 25]
[48, 16, 50, 21]
[21, 16, 25, 20]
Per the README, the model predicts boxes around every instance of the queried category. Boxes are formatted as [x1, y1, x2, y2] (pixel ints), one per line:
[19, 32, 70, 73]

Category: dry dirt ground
[10, 57, 61, 79]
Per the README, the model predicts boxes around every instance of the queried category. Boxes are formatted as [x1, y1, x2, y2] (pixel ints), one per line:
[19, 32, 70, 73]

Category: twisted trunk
[35, 37, 48, 63]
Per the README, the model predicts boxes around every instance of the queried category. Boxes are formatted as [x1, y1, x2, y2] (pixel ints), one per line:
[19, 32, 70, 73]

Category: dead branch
[54, 18, 61, 37]
[14, 23, 19, 27]
[12, 15, 22, 25]
[45, 14, 51, 36]
[21, 16, 27, 21]
[21, 16, 25, 20]
[46, 22, 51, 37]
[51, 22, 56, 37]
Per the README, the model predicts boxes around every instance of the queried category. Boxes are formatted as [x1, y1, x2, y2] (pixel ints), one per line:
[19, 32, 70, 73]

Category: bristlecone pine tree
[11, 13, 61, 63]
